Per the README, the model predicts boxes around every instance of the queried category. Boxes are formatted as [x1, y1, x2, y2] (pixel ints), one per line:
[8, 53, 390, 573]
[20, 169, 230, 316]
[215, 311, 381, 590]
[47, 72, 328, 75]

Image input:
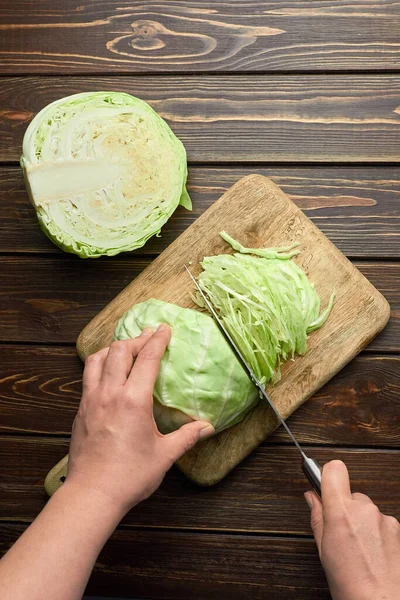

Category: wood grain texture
[0, 346, 81, 435]
[0, 256, 397, 349]
[0, 1, 399, 74]
[75, 176, 390, 485]
[0, 256, 148, 343]
[1, 1, 399, 596]
[1, 438, 399, 535]
[1, 347, 399, 448]
[2, 75, 400, 163]
[1, 166, 399, 258]
[0, 524, 329, 600]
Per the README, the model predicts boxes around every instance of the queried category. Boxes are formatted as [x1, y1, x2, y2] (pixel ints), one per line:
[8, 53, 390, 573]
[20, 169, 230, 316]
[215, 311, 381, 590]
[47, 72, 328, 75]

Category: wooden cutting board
[45, 175, 389, 494]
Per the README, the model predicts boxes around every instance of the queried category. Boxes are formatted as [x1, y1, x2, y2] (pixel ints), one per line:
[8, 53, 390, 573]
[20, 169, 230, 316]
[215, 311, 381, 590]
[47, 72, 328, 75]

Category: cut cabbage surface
[21, 91, 191, 258]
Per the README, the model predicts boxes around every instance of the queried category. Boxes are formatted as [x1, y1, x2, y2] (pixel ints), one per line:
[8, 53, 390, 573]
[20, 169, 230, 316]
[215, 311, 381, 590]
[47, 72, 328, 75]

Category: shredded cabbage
[196, 232, 335, 386]
[21, 91, 191, 258]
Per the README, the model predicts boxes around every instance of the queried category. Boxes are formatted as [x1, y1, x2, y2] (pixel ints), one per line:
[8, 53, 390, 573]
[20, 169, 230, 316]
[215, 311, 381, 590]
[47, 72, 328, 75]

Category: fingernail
[140, 328, 154, 336]
[304, 492, 314, 510]
[157, 323, 169, 332]
[199, 425, 214, 440]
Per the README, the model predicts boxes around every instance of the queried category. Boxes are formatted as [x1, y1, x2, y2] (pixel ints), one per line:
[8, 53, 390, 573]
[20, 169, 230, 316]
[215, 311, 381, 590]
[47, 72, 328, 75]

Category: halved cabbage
[114, 298, 259, 434]
[21, 91, 191, 258]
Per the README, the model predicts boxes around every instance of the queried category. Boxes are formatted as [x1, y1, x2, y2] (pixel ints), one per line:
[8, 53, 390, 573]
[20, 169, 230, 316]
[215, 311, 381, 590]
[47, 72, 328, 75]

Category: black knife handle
[302, 456, 322, 497]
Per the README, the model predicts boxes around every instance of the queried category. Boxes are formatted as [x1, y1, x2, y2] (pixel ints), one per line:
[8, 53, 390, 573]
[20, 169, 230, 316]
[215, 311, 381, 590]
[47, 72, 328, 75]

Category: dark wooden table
[0, 2, 399, 599]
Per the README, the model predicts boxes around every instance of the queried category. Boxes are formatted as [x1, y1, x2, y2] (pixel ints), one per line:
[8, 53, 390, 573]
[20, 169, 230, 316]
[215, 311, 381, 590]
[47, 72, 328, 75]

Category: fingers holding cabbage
[114, 299, 259, 434]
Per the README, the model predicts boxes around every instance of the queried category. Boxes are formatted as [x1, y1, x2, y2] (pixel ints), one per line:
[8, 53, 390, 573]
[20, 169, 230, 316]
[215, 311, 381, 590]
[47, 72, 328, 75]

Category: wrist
[331, 581, 398, 600]
[55, 478, 127, 529]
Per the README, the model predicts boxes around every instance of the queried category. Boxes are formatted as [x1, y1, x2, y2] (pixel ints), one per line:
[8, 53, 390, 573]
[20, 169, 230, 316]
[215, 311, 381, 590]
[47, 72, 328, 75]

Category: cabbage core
[21, 91, 191, 257]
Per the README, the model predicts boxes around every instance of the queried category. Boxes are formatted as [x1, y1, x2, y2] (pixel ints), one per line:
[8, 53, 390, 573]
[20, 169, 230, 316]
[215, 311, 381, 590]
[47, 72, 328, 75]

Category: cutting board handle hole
[60, 476, 66, 483]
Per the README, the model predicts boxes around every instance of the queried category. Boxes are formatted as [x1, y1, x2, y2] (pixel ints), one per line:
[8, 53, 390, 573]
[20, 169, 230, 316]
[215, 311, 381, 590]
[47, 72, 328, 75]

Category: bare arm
[0, 325, 214, 600]
[0, 481, 123, 600]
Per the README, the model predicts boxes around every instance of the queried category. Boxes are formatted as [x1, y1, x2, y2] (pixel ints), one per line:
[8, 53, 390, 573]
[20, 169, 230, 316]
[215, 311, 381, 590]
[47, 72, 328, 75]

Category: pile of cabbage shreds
[195, 232, 335, 386]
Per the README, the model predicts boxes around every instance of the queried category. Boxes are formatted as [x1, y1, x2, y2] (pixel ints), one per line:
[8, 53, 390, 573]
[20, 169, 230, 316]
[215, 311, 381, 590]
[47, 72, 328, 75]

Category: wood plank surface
[0, 256, 397, 350]
[1, 348, 399, 448]
[0, 1, 398, 74]
[1, 0, 399, 597]
[2, 75, 400, 163]
[0, 256, 148, 343]
[1, 166, 399, 258]
[2, 346, 399, 445]
[0, 524, 329, 600]
[75, 175, 390, 485]
[0, 438, 399, 535]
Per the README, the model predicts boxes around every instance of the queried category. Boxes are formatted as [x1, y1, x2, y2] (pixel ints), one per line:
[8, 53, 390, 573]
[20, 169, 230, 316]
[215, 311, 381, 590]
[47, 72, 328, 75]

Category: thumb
[305, 491, 324, 554]
[164, 421, 215, 463]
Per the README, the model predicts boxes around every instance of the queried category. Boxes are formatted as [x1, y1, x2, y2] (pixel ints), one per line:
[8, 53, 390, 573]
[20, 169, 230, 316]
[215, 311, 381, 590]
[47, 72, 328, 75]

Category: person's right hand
[305, 460, 400, 600]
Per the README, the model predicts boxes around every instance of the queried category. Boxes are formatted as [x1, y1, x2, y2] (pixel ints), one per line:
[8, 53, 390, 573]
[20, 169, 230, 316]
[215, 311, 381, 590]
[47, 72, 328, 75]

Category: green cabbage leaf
[21, 91, 191, 258]
[114, 298, 259, 433]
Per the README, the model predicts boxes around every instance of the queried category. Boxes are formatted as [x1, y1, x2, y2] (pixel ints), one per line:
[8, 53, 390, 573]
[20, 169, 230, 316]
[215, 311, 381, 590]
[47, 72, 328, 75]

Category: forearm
[0, 480, 124, 600]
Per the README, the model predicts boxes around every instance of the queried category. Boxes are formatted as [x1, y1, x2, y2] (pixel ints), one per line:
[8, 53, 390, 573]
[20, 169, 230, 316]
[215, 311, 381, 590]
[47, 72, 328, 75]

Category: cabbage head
[114, 298, 259, 433]
[21, 92, 191, 258]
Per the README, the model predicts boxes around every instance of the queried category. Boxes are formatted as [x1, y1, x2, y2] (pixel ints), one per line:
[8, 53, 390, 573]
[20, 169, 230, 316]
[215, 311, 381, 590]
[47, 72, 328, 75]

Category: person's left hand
[66, 325, 214, 516]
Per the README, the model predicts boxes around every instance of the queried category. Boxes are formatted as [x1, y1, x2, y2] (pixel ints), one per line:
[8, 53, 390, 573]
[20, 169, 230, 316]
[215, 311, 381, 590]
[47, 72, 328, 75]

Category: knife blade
[184, 264, 322, 497]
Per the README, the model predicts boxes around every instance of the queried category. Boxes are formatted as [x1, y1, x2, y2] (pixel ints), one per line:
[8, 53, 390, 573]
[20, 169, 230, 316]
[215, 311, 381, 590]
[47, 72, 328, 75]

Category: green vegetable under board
[21, 91, 191, 258]
[114, 234, 334, 434]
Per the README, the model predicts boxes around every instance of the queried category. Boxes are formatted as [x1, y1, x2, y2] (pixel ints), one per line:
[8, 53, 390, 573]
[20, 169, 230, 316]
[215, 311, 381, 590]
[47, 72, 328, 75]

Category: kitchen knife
[184, 264, 322, 497]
